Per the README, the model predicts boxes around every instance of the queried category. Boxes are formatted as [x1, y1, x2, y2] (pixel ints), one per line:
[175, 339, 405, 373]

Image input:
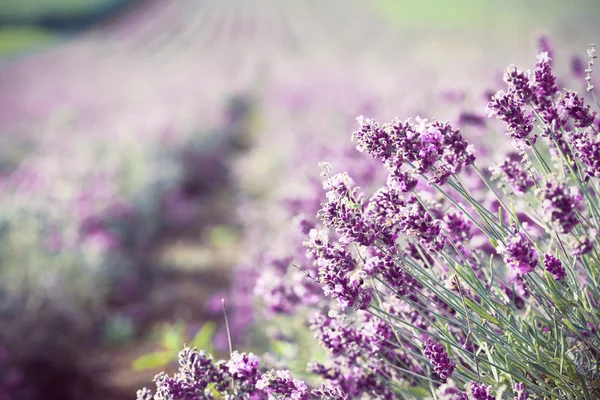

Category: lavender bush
[139, 44, 600, 399]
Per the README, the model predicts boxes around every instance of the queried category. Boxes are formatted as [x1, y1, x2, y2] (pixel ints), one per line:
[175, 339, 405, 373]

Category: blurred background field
[0, 1, 599, 399]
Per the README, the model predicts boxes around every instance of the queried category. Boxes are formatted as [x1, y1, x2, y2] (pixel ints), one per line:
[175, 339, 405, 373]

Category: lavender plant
[139, 44, 600, 399]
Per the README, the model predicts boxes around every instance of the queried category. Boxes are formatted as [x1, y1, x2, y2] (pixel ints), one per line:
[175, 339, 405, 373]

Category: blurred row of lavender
[1, 0, 599, 399]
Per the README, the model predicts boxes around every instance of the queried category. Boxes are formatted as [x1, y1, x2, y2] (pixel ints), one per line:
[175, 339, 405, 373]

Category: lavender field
[1, 1, 600, 399]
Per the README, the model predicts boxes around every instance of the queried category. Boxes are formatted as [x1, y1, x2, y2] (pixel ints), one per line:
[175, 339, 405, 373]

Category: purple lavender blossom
[557, 90, 597, 128]
[513, 382, 530, 400]
[365, 189, 445, 252]
[491, 157, 535, 194]
[354, 116, 475, 185]
[486, 90, 535, 141]
[139, 348, 228, 399]
[533, 52, 559, 100]
[436, 380, 463, 400]
[366, 185, 406, 226]
[305, 230, 372, 309]
[256, 370, 309, 399]
[135, 347, 316, 399]
[318, 171, 380, 246]
[570, 129, 600, 179]
[444, 210, 473, 243]
[538, 180, 581, 234]
[424, 339, 455, 379]
[501, 232, 539, 275]
[353, 116, 396, 166]
[369, 253, 419, 297]
[310, 313, 364, 363]
[387, 170, 418, 193]
[312, 384, 349, 399]
[310, 363, 395, 400]
[571, 230, 596, 256]
[464, 381, 495, 400]
[503, 65, 534, 104]
[435, 120, 477, 182]
[543, 254, 567, 280]
[135, 388, 153, 400]
[226, 351, 261, 386]
[179, 348, 226, 390]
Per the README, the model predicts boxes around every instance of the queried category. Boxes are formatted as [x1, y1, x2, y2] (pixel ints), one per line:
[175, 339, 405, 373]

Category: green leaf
[0, 27, 56, 55]
[207, 383, 223, 398]
[482, 342, 499, 382]
[271, 340, 298, 359]
[132, 351, 175, 371]
[209, 225, 238, 247]
[464, 298, 500, 325]
[562, 318, 580, 335]
[162, 323, 185, 351]
[190, 321, 216, 352]
[399, 385, 431, 399]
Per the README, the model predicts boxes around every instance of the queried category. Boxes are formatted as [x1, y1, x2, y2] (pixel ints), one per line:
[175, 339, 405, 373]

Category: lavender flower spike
[538, 180, 581, 234]
[424, 338, 455, 379]
[463, 381, 495, 400]
[543, 254, 567, 281]
[256, 370, 310, 400]
[500, 232, 539, 275]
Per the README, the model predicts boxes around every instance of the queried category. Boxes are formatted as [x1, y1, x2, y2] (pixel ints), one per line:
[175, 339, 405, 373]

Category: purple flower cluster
[444, 210, 473, 243]
[370, 253, 419, 297]
[461, 381, 495, 400]
[491, 157, 535, 194]
[571, 230, 596, 256]
[365, 186, 446, 252]
[397, 201, 446, 252]
[487, 52, 562, 141]
[365, 185, 407, 228]
[354, 116, 475, 185]
[310, 313, 365, 363]
[317, 171, 380, 246]
[256, 370, 309, 399]
[137, 348, 231, 399]
[513, 382, 530, 400]
[424, 338, 455, 379]
[310, 311, 398, 366]
[310, 363, 395, 400]
[308, 311, 413, 399]
[226, 351, 261, 389]
[500, 232, 539, 275]
[312, 384, 349, 399]
[304, 230, 372, 310]
[138, 347, 334, 400]
[503, 65, 535, 104]
[570, 129, 600, 179]
[486, 89, 535, 140]
[488, 49, 600, 187]
[557, 90, 597, 128]
[387, 170, 418, 192]
[538, 180, 581, 234]
[436, 380, 463, 400]
[533, 52, 559, 100]
[253, 253, 321, 316]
